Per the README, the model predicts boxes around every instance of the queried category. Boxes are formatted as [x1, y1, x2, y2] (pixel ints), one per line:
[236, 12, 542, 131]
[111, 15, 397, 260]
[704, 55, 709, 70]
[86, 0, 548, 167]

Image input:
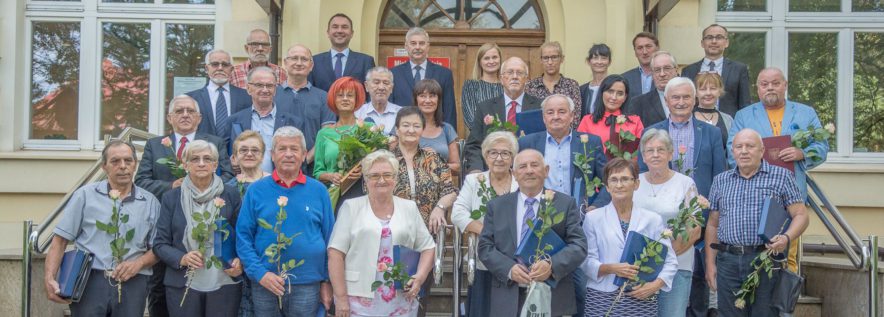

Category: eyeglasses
[540, 55, 561, 62]
[643, 147, 670, 155]
[366, 173, 396, 181]
[247, 42, 271, 48]
[188, 156, 217, 164]
[172, 108, 199, 115]
[284, 56, 311, 63]
[248, 83, 276, 90]
[652, 66, 676, 74]
[703, 35, 728, 41]
[502, 70, 527, 78]
[485, 150, 512, 160]
[207, 61, 232, 68]
[608, 177, 635, 186]
[237, 147, 262, 155]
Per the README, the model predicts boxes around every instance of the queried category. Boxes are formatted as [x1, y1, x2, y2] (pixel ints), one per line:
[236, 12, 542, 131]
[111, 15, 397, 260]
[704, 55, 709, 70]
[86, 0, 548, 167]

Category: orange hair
[326, 76, 366, 115]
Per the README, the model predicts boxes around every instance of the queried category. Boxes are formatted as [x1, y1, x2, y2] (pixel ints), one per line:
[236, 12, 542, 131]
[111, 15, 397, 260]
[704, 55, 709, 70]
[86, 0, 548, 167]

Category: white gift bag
[520, 281, 552, 317]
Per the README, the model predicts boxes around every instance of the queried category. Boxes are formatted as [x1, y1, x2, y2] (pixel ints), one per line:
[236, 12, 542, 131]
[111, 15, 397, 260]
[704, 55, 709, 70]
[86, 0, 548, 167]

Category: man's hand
[172, 178, 184, 189]
[179, 250, 204, 269]
[44, 278, 71, 304]
[320, 282, 333, 310]
[528, 260, 552, 281]
[509, 264, 531, 284]
[259, 272, 286, 296]
[223, 258, 243, 278]
[112, 259, 142, 282]
[778, 147, 805, 162]
[766, 234, 789, 255]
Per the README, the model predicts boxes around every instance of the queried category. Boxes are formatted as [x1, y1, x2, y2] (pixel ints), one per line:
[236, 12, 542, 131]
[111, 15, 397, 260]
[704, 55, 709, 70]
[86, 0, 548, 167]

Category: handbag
[771, 238, 804, 313]
[520, 281, 551, 317]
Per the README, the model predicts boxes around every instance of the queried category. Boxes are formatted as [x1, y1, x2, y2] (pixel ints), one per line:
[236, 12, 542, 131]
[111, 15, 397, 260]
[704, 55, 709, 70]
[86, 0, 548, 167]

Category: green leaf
[125, 228, 135, 241]
[95, 221, 110, 232]
[193, 212, 204, 222]
[371, 281, 382, 291]
[121, 214, 129, 223]
[552, 212, 565, 225]
[257, 218, 273, 230]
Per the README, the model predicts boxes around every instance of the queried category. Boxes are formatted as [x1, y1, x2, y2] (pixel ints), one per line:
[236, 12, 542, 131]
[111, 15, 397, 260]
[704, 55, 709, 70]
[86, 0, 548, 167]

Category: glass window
[724, 32, 766, 102]
[100, 22, 151, 138]
[853, 32, 884, 153]
[789, 0, 841, 12]
[853, 0, 884, 12]
[788, 32, 838, 151]
[718, 0, 766, 12]
[383, 0, 541, 29]
[30, 22, 81, 140]
[164, 23, 213, 108]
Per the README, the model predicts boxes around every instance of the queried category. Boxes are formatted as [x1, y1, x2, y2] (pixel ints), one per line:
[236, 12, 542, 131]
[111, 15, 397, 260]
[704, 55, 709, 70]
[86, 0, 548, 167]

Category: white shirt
[633, 172, 698, 271]
[354, 101, 401, 135]
[504, 93, 525, 116]
[702, 57, 724, 75]
[409, 60, 428, 78]
[330, 48, 350, 73]
[516, 190, 543, 246]
[207, 82, 231, 118]
[173, 131, 196, 151]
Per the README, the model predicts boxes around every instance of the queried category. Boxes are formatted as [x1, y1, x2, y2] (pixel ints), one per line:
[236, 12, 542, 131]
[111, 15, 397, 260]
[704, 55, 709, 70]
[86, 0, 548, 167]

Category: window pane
[788, 32, 838, 151]
[853, 32, 884, 152]
[163, 0, 215, 4]
[789, 0, 841, 11]
[724, 32, 766, 102]
[30, 22, 81, 140]
[164, 23, 213, 130]
[102, 0, 151, 3]
[101, 22, 150, 138]
[383, 0, 542, 29]
[853, 0, 884, 12]
[718, 0, 766, 11]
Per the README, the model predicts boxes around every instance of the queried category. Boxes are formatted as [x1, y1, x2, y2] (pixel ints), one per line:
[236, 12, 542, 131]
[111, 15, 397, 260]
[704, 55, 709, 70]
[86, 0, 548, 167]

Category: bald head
[284, 44, 314, 80]
[513, 149, 548, 195]
[732, 128, 765, 173]
[757, 67, 788, 108]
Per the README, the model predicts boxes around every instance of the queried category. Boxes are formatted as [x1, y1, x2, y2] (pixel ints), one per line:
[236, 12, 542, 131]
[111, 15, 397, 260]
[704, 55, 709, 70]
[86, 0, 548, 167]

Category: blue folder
[57, 249, 94, 302]
[393, 245, 426, 297]
[213, 218, 236, 269]
[515, 223, 566, 287]
[758, 196, 791, 244]
[516, 109, 546, 136]
[614, 231, 668, 290]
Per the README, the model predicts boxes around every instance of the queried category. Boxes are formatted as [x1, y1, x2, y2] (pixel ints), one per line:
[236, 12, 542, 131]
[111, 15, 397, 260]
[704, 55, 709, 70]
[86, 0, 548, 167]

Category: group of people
[41, 12, 830, 317]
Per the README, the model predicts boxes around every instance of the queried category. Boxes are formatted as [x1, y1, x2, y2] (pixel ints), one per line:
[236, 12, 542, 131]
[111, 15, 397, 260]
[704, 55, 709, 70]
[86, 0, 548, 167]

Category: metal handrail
[433, 224, 462, 316]
[806, 174, 868, 269]
[465, 232, 477, 285]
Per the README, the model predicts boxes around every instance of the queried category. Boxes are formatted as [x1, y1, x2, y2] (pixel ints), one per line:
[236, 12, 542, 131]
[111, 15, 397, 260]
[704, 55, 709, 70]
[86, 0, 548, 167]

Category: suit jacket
[518, 130, 611, 208]
[728, 101, 829, 199]
[187, 84, 252, 137]
[390, 61, 458, 129]
[135, 133, 234, 200]
[308, 50, 376, 92]
[153, 185, 241, 288]
[637, 118, 727, 198]
[578, 83, 597, 117]
[463, 94, 543, 172]
[627, 90, 667, 127]
[478, 190, 587, 317]
[681, 58, 752, 117]
[621, 66, 645, 99]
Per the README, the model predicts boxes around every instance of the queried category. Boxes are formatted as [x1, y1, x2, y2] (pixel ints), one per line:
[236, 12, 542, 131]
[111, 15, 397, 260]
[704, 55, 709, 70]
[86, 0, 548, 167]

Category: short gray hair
[481, 131, 519, 158]
[365, 66, 394, 83]
[204, 49, 232, 66]
[540, 94, 575, 112]
[664, 77, 696, 98]
[361, 149, 400, 178]
[651, 50, 678, 68]
[182, 139, 219, 162]
[247, 66, 278, 84]
[640, 128, 674, 154]
[405, 27, 429, 42]
[500, 56, 529, 76]
[167, 95, 200, 114]
[271, 126, 307, 152]
[246, 28, 269, 43]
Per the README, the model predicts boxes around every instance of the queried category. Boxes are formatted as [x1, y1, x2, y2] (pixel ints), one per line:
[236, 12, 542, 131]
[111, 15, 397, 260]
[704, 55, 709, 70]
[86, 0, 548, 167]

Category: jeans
[658, 269, 693, 317]
[252, 282, 320, 317]
[716, 251, 778, 317]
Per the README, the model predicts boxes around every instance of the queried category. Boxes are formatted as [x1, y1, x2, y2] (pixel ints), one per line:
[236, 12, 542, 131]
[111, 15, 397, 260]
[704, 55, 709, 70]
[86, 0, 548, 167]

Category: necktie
[708, 61, 716, 72]
[507, 100, 518, 124]
[520, 198, 537, 245]
[215, 87, 229, 138]
[413, 65, 422, 83]
[334, 53, 344, 79]
[176, 136, 188, 161]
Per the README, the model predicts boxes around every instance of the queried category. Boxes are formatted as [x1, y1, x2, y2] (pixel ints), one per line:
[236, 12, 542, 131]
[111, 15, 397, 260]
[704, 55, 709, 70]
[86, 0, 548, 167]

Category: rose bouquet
[328, 120, 390, 206]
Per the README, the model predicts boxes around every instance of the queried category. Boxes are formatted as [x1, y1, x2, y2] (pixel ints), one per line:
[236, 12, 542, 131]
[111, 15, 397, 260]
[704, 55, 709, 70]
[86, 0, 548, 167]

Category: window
[382, 0, 542, 30]
[24, 0, 215, 149]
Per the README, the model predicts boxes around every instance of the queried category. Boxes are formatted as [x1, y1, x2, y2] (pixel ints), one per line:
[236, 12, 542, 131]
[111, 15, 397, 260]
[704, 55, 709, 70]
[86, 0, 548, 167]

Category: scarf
[180, 174, 235, 291]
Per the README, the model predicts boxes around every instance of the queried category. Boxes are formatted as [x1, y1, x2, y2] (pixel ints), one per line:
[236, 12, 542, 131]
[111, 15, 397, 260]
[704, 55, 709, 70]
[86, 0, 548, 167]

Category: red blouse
[576, 110, 645, 155]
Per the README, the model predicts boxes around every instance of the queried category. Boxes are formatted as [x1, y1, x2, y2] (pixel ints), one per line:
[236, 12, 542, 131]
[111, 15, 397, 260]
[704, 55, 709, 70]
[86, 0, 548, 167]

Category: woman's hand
[223, 258, 243, 277]
[627, 279, 664, 300]
[428, 207, 448, 234]
[345, 165, 362, 181]
[405, 274, 426, 300]
[334, 294, 350, 317]
[179, 251, 204, 269]
[321, 172, 343, 186]
[607, 263, 639, 280]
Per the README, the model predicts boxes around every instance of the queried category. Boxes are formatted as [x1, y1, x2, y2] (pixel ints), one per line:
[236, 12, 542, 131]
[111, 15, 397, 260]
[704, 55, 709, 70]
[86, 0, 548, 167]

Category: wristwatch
[435, 203, 445, 210]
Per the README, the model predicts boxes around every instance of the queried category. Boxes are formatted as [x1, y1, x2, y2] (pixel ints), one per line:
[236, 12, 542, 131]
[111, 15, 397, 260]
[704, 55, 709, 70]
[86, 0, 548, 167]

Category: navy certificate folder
[516, 109, 546, 136]
[614, 231, 668, 290]
[57, 249, 94, 302]
[758, 195, 791, 244]
[393, 245, 426, 296]
[515, 223, 566, 287]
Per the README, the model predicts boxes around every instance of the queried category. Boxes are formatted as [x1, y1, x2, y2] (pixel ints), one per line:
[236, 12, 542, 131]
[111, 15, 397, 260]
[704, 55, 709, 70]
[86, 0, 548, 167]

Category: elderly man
[230, 29, 287, 89]
[464, 57, 543, 173]
[706, 129, 809, 317]
[478, 149, 587, 317]
[621, 32, 660, 98]
[628, 51, 680, 127]
[681, 24, 752, 117]
[524, 42, 582, 126]
[230, 66, 305, 173]
[308, 13, 376, 92]
[390, 27, 458, 129]
[45, 140, 161, 316]
[236, 126, 335, 317]
[354, 66, 400, 134]
[187, 49, 252, 141]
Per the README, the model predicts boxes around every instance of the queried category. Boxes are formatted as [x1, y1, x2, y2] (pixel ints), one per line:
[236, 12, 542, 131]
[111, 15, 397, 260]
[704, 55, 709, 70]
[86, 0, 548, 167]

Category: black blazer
[389, 61, 458, 129]
[621, 66, 645, 99]
[153, 185, 241, 288]
[578, 83, 598, 117]
[187, 84, 252, 138]
[308, 50, 376, 92]
[681, 58, 752, 117]
[135, 133, 234, 200]
[626, 90, 667, 127]
[463, 94, 542, 172]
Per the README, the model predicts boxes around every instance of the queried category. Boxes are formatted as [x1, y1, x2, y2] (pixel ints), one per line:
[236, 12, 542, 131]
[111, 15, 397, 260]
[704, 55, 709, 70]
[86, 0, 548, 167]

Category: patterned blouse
[525, 75, 583, 126]
[392, 146, 457, 224]
[461, 79, 503, 130]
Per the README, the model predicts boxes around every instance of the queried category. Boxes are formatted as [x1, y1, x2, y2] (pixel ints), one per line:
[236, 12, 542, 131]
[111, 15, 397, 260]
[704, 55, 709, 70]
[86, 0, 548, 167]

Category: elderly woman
[461, 43, 504, 129]
[153, 140, 244, 316]
[582, 158, 677, 317]
[450, 131, 519, 317]
[413, 79, 460, 174]
[694, 72, 734, 149]
[227, 130, 271, 193]
[328, 150, 436, 317]
[633, 129, 701, 317]
[579, 44, 612, 117]
[577, 74, 644, 159]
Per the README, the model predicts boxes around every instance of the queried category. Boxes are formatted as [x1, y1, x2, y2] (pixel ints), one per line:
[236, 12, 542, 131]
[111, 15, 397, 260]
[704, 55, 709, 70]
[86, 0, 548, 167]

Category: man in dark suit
[308, 13, 376, 92]
[187, 49, 252, 141]
[621, 32, 659, 98]
[628, 51, 679, 127]
[464, 57, 542, 173]
[478, 149, 587, 317]
[681, 24, 752, 117]
[389, 27, 458, 129]
[134, 94, 233, 317]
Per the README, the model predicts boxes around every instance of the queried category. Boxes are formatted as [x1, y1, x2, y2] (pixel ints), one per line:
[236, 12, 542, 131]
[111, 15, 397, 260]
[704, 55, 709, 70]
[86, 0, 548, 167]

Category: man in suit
[628, 51, 679, 127]
[230, 66, 305, 173]
[135, 95, 233, 317]
[229, 29, 287, 89]
[681, 24, 752, 117]
[621, 32, 659, 98]
[464, 57, 542, 173]
[389, 27, 458, 129]
[478, 149, 587, 317]
[187, 49, 252, 140]
[308, 13, 376, 92]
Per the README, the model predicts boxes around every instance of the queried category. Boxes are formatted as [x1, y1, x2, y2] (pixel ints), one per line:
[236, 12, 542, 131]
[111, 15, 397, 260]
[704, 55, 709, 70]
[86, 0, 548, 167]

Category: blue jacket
[519, 130, 611, 208]
[389, 61, 458, 130]
[307, 50, 376, 92]
[728, 101, 829, 199]
[187, 84, 252, 137]
[638, 118, 727, 198]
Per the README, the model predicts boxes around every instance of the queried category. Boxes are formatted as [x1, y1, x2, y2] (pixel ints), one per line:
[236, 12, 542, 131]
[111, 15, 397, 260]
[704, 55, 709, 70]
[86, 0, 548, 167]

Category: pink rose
[544, 189, 555, 201]
[825, 123, 836, 134]
[236, 174, 245, 183]
[277, 196, 288, 207]
[161, 137, 172, 148]
[483, 114, 494, 125]
[697, 195, 710, 209]
[379, 256, 393, 264]
[678, 144, 687, 155]
[580, 134, 589, 144]
[377, 262, 388, 272]
[616, 115, 627, 124]
[213, 197, 226, 208]
[108, 189, 121, 200]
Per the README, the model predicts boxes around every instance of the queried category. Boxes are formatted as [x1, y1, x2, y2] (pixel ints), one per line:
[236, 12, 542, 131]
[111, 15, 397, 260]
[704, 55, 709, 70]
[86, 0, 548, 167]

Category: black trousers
[70, 270, 148, 317]
[148, 262, 169, 317]
[165, 283, 242, 317]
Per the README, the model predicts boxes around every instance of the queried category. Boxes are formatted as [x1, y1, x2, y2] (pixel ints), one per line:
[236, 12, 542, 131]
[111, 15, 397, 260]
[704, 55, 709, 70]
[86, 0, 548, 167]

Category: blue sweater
[236, 175, 335, 284]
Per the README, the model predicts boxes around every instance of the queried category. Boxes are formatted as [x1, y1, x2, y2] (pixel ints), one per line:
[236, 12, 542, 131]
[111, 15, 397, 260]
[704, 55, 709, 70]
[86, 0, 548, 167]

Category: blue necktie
[215, 87, 229, 138]
[520, 198, 537, 246]
[334, 53, 344, 79]
[413, 65, 422, 83]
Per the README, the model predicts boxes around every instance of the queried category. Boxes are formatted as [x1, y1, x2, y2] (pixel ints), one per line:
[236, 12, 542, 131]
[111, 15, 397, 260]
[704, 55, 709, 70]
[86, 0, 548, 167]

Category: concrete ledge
[803, 256, 883, 317]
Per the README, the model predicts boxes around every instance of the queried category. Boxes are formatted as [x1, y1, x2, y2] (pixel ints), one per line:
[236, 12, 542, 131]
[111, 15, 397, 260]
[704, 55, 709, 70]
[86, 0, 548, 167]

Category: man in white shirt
[354, 66, 400, 134]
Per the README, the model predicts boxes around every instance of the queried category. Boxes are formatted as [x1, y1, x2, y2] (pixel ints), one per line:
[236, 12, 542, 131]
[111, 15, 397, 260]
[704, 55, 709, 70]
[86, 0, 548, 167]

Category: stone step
[794, 295, 823, 317]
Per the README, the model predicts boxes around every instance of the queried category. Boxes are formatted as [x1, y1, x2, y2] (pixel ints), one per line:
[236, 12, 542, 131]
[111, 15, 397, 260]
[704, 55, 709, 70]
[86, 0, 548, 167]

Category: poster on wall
[173, 77, 207, 96]
[386, 56, 450, 69]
